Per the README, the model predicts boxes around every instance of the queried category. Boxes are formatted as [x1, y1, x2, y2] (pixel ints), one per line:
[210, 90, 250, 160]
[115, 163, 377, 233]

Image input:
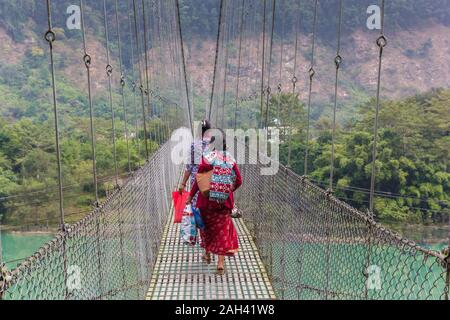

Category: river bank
[383, 222, 448, 250]
[1, 231, 54, 269]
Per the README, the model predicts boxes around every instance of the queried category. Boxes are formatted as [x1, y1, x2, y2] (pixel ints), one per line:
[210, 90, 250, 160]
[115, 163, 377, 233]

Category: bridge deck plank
[146, 214, 276, 300]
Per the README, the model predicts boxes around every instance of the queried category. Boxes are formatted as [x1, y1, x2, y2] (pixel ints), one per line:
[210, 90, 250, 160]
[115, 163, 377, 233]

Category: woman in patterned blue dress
[179, 120, 212, 260]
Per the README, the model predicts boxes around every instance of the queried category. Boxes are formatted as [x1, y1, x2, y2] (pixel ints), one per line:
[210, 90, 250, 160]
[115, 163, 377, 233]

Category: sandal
[216, 266, 226, 275]
[202, 253, 212, 265]
[231, 212, 242, 219]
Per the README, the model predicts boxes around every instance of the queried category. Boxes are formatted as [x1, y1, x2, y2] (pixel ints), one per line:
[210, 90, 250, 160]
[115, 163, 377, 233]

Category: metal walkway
[146, 214, 276, 300]
[2, 144, 448, 300]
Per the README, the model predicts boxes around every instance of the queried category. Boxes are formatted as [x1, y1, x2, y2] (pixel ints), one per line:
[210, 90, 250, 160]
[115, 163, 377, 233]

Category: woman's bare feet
[217, 255, 225, 275]
[202, 252, 212, 264]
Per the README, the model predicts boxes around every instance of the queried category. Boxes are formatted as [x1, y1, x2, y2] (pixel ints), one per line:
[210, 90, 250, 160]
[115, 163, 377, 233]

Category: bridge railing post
[323, 191, 333, 300]
[295, 174, 307, 299]
[268, 175, 275, 279]
[278, 167, 291, 299]
[445, 258, 449, 300]
[117, 187, 128, 299]
[363, 215, 374, 300]
[94, 208, 104, 298]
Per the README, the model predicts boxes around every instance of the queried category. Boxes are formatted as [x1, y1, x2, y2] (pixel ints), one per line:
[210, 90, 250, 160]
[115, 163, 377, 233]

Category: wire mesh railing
[1, 138, 449, 300]
[0, 142, 180, 300]
[236, 151, 450, 300]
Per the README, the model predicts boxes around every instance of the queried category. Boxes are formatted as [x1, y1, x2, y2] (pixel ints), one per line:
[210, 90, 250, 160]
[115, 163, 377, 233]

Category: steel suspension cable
[111, 4, 128, 289]
[287, 0, 301, 168]
[244, 1, 254, 105]
[44, 0, 68, 299]
[217, 14, 224, 127]
[175, 0, 194, 135]
[176, 0, 186, 130]
[259, 0, 267, 129]
[174, 6, 185, 127]
[218, 2, 228, 126]
[249, 2, 257, 99]
[251, 0, 259, 103]
[304, 0, 318, 177]
[80, 0, 105, 296]
[141, 0, 154, 150]
[0, 171, 137, 203]
[157, 3, 170, 142]
[80, 0, 99, 204]
[158, 0, 171, 140]
[233, 0, 246, 130]
[221, 2, 234, 129]
[114, 0, 132, 174]
[239, 0, 252, 120]
[366, 5, 387, 292]
[44, 0, 64, 229]
[127, 0, 141, 162]
[369, 0, 387, 213]
[103, 0, 119, 187]
[164, 0, 175, 86]
[159, 1, 170, 101]
[276, 0, 285, 131]
[153, 20, 169, 138]
[329, 0, 344, 192]
[151, 0, 163, 146]
[132, 0, 150, 159]
[159, 0, 170, 140]
[240, 1, 253, 118]
[208, 0, 225, 122]
[263, 0, 277, 129]
[215, 3, 227, 127]
[156, 0, 166, 144]
[246, 0, 261, 128]
[310, 178, 450, 205]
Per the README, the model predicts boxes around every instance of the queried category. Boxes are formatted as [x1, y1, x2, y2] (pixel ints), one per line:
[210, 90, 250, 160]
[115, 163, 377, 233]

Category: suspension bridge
[0, 0, 449, 300]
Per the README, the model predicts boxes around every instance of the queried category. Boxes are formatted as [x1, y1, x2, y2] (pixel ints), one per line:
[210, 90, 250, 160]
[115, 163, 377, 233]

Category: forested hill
[179, 0, 450, 101]
[2, 0, 450, 49]
[0, 1, 449, 228]
[178, 0, 450, 40]
[1, 0, 450, 102]
[0, 0, 450, 40]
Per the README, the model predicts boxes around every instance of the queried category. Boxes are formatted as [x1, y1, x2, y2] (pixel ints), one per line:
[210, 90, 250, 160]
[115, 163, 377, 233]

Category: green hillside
[0, 0, 449, 229]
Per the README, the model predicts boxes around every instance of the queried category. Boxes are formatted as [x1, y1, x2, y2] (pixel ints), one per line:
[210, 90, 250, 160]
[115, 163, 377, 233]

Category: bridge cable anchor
[83, 54, 92, 68]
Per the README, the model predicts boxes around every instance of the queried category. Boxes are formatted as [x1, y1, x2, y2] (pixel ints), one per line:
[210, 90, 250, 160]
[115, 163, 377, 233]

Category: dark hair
[201, 120, 211, 138]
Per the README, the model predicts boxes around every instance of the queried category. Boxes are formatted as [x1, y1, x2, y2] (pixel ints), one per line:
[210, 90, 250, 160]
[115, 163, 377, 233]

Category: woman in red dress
[187, 131, 242, 274]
